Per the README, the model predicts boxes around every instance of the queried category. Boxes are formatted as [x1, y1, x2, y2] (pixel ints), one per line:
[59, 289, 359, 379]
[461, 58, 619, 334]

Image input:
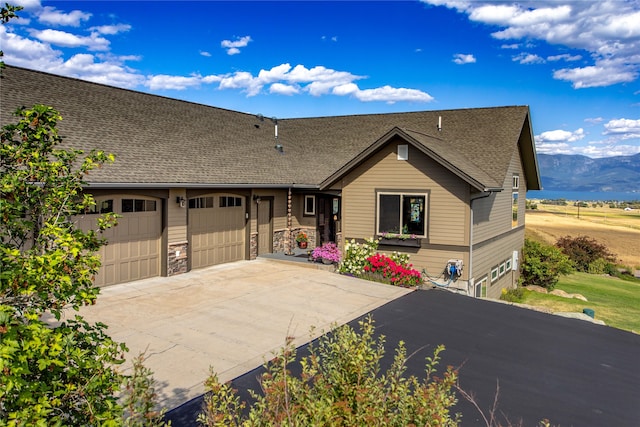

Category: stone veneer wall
[168, 241, 188, 276]
[250, 233, 258, 260]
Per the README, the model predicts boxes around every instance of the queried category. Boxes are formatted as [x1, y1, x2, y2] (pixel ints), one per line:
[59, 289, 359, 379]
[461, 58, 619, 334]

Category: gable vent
[397, 144, 408, 161]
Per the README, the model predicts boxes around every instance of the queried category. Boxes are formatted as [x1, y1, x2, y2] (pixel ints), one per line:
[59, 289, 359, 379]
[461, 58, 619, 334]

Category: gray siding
[472, 229, 524, 299]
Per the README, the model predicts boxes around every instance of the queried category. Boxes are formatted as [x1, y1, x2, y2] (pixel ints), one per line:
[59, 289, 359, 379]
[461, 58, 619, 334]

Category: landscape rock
[524, 285, 548, 294]
[550, 289, 588, 301]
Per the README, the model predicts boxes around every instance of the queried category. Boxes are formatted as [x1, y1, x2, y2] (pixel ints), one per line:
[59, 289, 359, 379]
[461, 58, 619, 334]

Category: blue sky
[2, 0, 639, 158]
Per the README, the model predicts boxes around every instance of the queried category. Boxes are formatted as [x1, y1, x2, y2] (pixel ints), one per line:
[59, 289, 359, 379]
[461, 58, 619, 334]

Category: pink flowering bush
[312, 242, 341, 263]
[363, 253, 422, 287]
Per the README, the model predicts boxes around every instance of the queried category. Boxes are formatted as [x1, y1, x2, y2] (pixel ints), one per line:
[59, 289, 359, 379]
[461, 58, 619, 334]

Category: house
[1, 66, 541, 298]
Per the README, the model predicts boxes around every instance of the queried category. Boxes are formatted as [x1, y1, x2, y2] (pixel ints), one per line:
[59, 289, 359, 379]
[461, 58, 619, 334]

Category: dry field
[525, 204, 640, 268]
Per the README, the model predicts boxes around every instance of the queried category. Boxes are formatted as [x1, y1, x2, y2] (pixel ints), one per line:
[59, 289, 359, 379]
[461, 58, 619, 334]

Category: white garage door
[189, 194, 246, 270]
[78, 196, 162, 287]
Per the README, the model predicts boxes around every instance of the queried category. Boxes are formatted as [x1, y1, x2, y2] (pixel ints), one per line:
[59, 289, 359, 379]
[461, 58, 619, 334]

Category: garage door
[78, 196, 162, 286]
[189, 194, 246, 270]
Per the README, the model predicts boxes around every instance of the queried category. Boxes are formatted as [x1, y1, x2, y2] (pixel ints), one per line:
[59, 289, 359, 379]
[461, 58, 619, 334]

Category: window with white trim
[512, 174, 520, 190]
[304, 195, 315, 216]
[491, 266, 499, 283]
[506, 258, 512, 271]
[475, 276, 488, 298]
[376, 192, 427, 237]
[499, 262, 506, 277]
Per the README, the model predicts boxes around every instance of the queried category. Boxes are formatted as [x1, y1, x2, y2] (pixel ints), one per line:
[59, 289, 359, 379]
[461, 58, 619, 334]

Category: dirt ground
[525, 210, 640, 268]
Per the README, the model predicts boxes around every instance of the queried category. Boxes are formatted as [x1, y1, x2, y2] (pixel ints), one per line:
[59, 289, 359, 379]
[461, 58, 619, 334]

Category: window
[377, 192, 427, 237]
[512, 192, 519, 228]
[122, 199, 156, 213]
[512, 174, 520, 190]
[86, 199, 113, 214]
[475, 277, 488, 298]
[490, 266, 499, 283]
[304, 195, 315, 216]
[220, 196, 242, 208]
[189, 197, 214, 209]
[499, 262, 506, 277]
[506, 257, 512, 271]
[397, 144, 408, 161]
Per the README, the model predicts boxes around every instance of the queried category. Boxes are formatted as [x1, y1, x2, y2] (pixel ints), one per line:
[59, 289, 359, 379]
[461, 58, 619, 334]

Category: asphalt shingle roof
[1, 66, 539, 190]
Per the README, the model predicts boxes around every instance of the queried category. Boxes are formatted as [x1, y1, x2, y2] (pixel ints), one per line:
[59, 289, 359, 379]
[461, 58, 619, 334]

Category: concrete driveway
[75, 258, 412, 409]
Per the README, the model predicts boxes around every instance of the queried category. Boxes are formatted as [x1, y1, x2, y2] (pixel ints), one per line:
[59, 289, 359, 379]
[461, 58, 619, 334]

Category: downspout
[469, 191, 493, 295]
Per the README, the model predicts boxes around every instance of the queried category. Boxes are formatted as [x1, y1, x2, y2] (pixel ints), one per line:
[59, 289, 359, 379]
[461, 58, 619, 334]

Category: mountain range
[536, 153, 640, 193]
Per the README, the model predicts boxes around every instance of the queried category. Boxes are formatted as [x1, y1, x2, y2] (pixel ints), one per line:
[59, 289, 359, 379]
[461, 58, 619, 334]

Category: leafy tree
[0, 104, 128, 424]
[0, 3, 22, 71]
[198, 317, 460, 426]
[521, 238, 574, 290]
[555, 235, 616, 273]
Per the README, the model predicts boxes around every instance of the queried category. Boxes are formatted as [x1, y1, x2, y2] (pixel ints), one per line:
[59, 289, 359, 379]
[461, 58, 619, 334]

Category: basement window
[475, 276, 488, 298]
[490, 266, 499, 283]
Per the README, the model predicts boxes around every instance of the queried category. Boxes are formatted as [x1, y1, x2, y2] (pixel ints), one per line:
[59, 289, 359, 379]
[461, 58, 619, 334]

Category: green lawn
[521, 272, 640, 333]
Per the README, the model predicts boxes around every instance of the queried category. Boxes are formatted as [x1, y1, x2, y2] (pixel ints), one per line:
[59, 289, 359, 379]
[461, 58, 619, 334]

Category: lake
[526, 190, 640, 202]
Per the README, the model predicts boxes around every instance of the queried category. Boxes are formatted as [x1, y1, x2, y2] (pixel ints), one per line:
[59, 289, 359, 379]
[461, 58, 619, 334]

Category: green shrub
[522, 238, 574, 290]
[555, 235, 616, 273]
[587, 258, 610, 275]
[500, 287, 525, 303]
[198, 317, 460, 426]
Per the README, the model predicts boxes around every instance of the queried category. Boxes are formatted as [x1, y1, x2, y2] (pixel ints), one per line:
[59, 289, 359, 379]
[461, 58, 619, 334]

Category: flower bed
[338, 239, 422, 287]
[312, 242, 341, 264]
[363, 253, 422, 287]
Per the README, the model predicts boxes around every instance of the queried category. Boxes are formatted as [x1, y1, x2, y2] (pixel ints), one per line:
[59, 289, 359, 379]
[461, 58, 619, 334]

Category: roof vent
[275, 144, 284, 154]
[437, 116, 442, 132]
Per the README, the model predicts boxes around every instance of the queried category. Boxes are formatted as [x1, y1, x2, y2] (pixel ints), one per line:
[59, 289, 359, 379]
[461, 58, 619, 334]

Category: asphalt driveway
[167, 290, 640, 427]
[75, 258, 412, 409]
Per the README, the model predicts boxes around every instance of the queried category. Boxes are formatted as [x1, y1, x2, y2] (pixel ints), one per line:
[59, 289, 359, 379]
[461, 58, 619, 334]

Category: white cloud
[577, 144, 640, 158]
[200, 51, 211, 57]
[146, 74, 203, 90]
[270, 83, 300, 95]
[513, 52, 545, 64]
[30, 28, 110, 51]
[352, 86, 435, 103]
[453, 53, 476, 64]
[37, 6, 91, 27]
[90, 24, 131, 35]
[534, 121, 640, 157]
[547, 53, 581, 62]
[603, 118, 640, 139]
[221, 35, 252, 55]
[553, 59, 637, 88]
[208, 63, 434, 103]
[585, 117, 604, 125]
[501, 43, 519, 49]
[422, 0, 640, 88]
[536, 128, 585, 143]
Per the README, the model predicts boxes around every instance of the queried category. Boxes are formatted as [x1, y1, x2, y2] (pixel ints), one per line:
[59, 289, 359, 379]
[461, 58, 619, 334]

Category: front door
[317, 195, 339, 245]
